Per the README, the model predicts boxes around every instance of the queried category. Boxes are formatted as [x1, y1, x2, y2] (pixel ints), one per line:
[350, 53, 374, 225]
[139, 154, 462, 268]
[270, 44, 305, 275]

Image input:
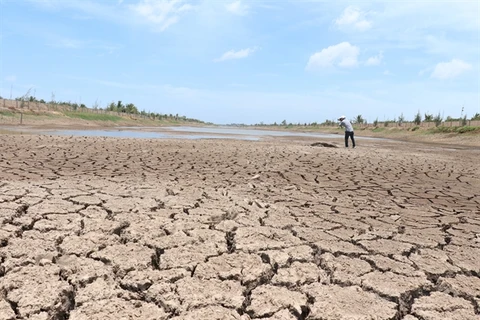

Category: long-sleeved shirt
[340, 119, 354, 132]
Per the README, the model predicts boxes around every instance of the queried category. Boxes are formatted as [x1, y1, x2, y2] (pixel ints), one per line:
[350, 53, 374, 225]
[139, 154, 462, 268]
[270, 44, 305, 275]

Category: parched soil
[0, 133, 479, 320]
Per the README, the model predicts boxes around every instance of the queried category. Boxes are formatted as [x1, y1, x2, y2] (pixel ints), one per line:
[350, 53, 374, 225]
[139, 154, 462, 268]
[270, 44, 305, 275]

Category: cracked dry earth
[0, 134, 479, 320]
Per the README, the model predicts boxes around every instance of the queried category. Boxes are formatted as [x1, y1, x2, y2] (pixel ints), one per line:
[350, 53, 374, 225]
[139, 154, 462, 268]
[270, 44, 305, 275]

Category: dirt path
[0, 134, 479, 319]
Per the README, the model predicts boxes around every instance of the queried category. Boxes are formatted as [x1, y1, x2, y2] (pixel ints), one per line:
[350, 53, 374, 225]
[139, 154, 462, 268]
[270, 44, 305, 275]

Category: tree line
[2, 92, 205, 124]
[249, 111, 480, 128]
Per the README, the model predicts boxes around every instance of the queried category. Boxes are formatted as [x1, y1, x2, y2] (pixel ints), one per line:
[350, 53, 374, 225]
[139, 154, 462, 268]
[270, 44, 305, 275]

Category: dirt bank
[0, 133, 479, 319]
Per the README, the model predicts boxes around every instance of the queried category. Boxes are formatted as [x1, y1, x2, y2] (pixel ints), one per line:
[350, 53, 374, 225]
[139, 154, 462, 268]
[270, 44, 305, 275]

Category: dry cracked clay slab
[0, 134, 479, 319]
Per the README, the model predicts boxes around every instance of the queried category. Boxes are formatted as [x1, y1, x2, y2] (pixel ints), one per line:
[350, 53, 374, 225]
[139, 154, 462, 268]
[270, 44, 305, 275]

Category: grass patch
[23, 112, 62, 119]
[456, 126, 479, 134]
[372, 127, 386, 132]
[428, 126, 480, 134]
[0, 111, 14, 117]
[430, 126, 453, 133]
[65, 112, 123, 122]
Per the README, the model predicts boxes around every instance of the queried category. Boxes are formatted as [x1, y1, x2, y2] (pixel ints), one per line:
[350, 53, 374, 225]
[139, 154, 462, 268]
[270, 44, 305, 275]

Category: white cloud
[335, 6, 372, 31]
[431, 59, 472, 80]
[226, 1, 249, 16]
[307, 42, 359, 69]
[215, 47, 257, 62]
[130, 0, 193, 32]
[365, 51, 383, 66]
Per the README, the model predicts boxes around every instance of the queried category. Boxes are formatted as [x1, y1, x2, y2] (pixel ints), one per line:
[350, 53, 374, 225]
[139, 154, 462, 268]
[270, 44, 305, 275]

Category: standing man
[338, 115, 355, 148]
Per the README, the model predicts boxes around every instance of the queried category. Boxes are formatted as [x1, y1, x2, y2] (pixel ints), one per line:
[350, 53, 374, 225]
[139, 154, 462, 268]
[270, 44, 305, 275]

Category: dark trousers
[345, 131, 355, 147]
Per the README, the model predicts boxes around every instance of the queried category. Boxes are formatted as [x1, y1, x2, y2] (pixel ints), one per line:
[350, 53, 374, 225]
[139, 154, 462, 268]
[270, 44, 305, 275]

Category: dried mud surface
[0, 134, 479, 320]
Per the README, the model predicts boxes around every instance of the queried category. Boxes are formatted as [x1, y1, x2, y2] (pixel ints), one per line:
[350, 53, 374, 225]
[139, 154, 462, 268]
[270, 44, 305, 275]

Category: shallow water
[165, 126, 385, 140]
[1, 125, 384, 141]
[166, 126, 340, 138]
[38, 129, 260, 141]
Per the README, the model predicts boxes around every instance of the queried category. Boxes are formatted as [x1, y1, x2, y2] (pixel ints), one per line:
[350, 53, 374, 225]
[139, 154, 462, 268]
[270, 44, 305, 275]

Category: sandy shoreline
[0, 133, 479, 319]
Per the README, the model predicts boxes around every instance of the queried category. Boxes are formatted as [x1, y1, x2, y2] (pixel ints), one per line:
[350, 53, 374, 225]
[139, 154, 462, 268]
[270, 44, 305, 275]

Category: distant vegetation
[238, 111, 480, 130]
[1, 89, 205, 124]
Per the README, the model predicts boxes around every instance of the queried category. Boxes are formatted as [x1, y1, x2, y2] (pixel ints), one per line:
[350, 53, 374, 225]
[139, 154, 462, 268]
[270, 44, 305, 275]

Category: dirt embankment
[0, 107, 205, 130]
[0, 134, 479, 319]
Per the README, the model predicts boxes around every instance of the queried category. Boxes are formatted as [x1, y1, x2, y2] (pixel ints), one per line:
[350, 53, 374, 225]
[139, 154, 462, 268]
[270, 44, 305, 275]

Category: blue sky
[1, 0, 479, 124]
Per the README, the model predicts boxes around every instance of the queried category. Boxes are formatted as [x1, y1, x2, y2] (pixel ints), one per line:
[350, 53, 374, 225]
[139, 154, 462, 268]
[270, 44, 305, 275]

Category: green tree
[125, 103, 138, 114]
[471, 113, 480, 121]
[414, 111, 422, 125]
[107, 102, 116, 111]
[355, 114, 365, 124]
[433, 112, 443, 127]
[281, 120, 287, 126]
[398, 113, 405, 125]
[117, 101, 126, 113]
[373, 117, 379, 127]
[424, 113, 433, 122]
